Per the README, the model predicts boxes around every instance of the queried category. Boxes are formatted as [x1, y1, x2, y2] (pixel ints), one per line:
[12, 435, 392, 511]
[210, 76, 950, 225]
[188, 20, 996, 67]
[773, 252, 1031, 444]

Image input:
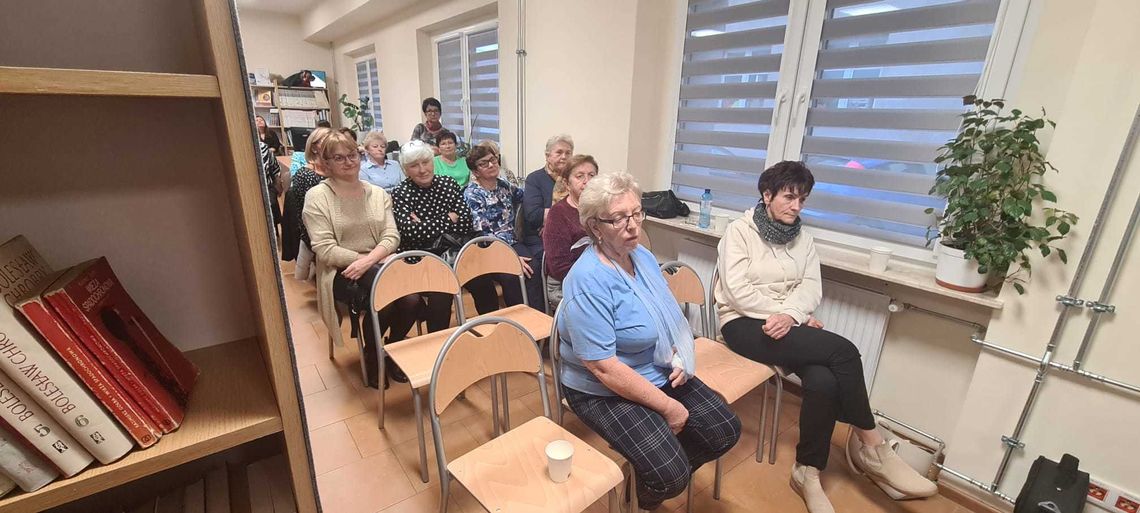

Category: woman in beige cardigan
[303, 131, 401, 388]
[715, 161, 936, 513]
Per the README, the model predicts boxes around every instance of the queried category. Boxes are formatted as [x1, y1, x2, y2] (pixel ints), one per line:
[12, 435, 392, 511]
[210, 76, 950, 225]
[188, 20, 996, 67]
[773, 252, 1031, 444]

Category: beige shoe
[790, 463, 836, 513]
[847, 436, 938, 500]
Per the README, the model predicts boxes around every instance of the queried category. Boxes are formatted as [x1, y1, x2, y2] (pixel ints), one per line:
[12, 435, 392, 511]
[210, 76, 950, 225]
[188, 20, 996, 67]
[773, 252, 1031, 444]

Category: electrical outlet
[1090, 482, 1110, 502]
[1115, 495, 1139, 513]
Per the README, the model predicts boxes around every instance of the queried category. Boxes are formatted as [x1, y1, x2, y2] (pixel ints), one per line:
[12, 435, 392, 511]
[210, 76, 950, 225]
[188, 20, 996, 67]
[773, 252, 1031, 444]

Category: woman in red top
[542, 154, 599, 304]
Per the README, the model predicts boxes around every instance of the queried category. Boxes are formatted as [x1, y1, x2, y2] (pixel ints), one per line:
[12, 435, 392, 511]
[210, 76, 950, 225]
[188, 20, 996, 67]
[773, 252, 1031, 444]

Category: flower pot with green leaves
[926, 97, 1078, 294]
[338, 94, 374, 139]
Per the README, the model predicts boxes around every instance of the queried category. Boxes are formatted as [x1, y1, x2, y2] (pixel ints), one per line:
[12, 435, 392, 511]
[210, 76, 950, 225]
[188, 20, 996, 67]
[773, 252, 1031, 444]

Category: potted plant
[338, 94, 374, 137]
[926, 97, 1078, 294]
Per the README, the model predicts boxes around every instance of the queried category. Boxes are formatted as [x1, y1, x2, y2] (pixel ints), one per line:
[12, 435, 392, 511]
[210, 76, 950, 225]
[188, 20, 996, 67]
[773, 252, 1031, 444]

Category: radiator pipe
[987, 101, 1140, 491]
[1071, 184, 1140, 370]
[515, 0, 526, 176]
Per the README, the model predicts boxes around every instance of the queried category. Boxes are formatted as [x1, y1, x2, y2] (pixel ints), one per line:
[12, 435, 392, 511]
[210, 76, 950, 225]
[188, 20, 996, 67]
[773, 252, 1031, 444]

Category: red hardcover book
[16, 271, 161, 448]
[43, 259, 191, 433]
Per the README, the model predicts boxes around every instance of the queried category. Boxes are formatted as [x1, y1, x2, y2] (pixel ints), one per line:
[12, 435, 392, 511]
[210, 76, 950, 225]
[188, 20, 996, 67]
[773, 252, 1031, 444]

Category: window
[672, 0, 1003, 249]
[436, 23, 500, 144]
[355, 57, 383, 130]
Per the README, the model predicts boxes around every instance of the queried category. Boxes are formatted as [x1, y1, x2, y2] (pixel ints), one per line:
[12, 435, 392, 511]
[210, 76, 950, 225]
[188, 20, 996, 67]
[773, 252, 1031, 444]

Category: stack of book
[0, 235, 200, 496]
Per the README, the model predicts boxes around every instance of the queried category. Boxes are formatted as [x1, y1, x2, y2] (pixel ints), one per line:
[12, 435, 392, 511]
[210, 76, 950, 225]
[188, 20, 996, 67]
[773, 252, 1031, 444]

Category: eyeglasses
[326, 153, 361, 164]
[475, 157, 498, 169]
[425, 108, 441, 115]
[596, 210, 647, 230]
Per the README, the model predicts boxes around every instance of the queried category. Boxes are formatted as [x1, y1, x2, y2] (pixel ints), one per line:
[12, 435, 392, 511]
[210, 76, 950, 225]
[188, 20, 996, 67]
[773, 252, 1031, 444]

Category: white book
[0, 368, 93, 476]
[0, 468, 17, 498]
[183, 478, 205, 513]
[0, 427, 57, 492]
[0, 304, 134, 464]
[204, 466, 230, 513]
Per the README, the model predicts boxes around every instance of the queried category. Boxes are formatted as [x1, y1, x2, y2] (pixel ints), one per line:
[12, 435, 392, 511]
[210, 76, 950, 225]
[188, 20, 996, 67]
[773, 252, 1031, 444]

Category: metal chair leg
[770, 377, 783, 464]
[377, 345, 387, 430]
[687, 472, 696, 511]
[489, 375, 501, 437]
[500, 376, 511, 431]
[758, 379, 769, 463]
[438, 474, 449, 513]
[713, 457, 723, 500]
[412, 388, 429, 483]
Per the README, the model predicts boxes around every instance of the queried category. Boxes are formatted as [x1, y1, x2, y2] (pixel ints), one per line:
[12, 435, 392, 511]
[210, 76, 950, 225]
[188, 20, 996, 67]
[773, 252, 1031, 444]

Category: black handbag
[1013, 454, 1089, 513]
[642, 190, 691, 219]
[424, 232, 473, 265]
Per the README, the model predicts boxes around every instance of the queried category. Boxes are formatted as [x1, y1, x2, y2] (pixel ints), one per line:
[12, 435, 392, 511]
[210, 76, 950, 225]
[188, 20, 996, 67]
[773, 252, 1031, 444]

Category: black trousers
[465, 273, 525, 315]
[513, 244, 546, 311]
[721, 317, 876, 470]
[334, 266, 454, 386]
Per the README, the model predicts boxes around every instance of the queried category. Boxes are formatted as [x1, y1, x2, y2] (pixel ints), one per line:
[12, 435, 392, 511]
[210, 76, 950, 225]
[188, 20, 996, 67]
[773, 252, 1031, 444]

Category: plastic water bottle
[698, 188, 712, 229]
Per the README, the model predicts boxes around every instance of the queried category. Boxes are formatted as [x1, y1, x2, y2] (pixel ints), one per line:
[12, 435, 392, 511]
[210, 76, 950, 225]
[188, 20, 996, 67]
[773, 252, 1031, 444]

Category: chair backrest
[370, 251, 461, 312]
[660, 260, 708, 337]
[539, 251, 552, 315]
[431, 318, 546, 415]
[454, 236, 529, 306]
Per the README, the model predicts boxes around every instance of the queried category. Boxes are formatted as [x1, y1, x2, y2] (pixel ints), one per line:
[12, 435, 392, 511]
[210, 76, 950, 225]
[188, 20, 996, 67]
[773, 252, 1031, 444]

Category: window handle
[790, 92, 808, 122]
[772, 92, 789, 127]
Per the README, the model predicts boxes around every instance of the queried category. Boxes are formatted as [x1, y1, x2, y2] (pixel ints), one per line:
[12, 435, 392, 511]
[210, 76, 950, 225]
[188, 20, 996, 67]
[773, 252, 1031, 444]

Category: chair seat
[694, 337, 775, 404]
[384, 327, 461, 388]
[470, 304, 554, 340]
[448, 416, 623, 513]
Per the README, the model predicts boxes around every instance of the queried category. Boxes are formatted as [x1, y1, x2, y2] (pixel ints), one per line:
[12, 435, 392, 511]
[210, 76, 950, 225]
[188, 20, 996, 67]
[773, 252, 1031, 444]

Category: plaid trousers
[563, 377, 741, 509]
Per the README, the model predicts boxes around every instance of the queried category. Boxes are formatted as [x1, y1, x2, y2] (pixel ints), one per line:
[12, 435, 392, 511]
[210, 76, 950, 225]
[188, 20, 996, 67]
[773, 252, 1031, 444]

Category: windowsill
[644, 216, 1004, 310]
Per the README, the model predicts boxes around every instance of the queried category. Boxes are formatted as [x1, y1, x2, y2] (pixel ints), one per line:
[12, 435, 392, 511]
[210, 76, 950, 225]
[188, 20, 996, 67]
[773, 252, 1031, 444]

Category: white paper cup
[545, 440, 574, 483]
[869, 246, 892, 273]
[713, 215, 729, 232]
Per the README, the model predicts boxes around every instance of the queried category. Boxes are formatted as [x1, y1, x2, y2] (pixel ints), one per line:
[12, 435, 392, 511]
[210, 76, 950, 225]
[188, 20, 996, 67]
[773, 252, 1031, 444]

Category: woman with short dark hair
[716, 161, 936, 513]
[461, 145, 530, 314]
[432, 130, 471, 187]
[410, 97, 446, 151]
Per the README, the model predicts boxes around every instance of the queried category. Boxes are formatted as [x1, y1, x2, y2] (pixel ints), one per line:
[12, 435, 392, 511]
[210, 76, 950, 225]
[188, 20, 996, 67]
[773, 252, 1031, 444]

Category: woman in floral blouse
[462, 144, 530, 314]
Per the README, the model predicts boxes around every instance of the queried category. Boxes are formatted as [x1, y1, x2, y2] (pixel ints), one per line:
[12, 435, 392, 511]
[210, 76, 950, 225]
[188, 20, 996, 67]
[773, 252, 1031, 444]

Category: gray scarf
[752, 200, 801, 245]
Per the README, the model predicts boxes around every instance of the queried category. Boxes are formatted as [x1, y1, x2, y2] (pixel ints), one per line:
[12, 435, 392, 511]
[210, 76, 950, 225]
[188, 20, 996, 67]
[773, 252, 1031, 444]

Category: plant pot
[935, 243, 989, 293]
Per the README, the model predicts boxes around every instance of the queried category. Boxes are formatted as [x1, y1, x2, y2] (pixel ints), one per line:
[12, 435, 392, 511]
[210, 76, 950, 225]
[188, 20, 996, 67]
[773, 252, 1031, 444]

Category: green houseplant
[926, 97, 1078, 294]
[338, 94, 374, 135]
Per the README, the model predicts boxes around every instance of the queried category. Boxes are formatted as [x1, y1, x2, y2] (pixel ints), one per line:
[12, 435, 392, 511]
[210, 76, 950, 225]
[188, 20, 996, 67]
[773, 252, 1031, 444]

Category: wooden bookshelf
[0, 0, 318, 511]
[0, 339, 282, 512]
[0, 66, 221, 98]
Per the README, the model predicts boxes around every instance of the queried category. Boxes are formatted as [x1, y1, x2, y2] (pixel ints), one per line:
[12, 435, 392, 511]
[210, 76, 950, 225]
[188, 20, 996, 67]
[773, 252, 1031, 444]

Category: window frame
[431, 19, 500, 144]
[670, 0, 1033, 263]
[353, 55, 383, 131]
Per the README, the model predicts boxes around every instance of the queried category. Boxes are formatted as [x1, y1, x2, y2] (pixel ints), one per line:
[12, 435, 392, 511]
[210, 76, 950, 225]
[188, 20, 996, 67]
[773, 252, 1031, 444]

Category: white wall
[946, 0, 1140, 503]
[236, 8, 337, 90]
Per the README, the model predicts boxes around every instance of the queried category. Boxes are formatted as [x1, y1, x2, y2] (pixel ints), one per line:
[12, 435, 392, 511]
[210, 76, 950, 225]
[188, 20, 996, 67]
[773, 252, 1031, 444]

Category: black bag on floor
[1013, 454, 1088, 513]
[641, 190, 690, 219]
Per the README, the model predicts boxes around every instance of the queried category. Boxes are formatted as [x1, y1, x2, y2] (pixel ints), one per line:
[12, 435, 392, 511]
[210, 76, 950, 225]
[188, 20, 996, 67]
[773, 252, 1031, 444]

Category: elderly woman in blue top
[359, 130, 403, 192]
[461, 144, 533, 314]
[558, 172, 741, 510]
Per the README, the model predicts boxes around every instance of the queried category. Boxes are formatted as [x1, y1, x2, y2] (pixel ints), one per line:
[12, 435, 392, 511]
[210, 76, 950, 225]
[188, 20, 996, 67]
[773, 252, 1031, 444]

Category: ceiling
[235, 0, 322, 16]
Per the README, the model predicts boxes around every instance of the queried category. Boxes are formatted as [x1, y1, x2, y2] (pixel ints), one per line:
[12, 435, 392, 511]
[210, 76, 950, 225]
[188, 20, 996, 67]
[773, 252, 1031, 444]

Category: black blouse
[290, 168, 324, 245]
[391, 176, 473, 251]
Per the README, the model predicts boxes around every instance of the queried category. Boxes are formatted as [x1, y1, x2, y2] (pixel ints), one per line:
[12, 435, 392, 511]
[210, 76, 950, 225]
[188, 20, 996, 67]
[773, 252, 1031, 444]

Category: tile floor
[279, 261, 979, 513]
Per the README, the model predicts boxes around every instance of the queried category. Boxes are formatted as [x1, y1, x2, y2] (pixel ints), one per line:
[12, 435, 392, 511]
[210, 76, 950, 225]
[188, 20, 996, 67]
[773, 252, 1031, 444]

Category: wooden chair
[429, 317, 624, 513]
[368, 251, 467, 483]
[661, 261, 783, 500]
[708, 262, 786, 465]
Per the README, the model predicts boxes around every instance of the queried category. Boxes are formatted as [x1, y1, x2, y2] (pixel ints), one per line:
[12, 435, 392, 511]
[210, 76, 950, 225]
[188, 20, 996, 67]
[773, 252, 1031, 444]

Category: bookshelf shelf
[0, 338, 283, 512]
[0, 66, 221, 98]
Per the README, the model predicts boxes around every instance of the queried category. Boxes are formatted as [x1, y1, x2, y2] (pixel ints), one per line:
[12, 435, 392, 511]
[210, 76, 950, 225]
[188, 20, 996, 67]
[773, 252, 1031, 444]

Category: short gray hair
[399, 140, 435, 168]
[578, 172, 642, 241]
[362, 130, 387, 148]
[544, 134, 574, 155]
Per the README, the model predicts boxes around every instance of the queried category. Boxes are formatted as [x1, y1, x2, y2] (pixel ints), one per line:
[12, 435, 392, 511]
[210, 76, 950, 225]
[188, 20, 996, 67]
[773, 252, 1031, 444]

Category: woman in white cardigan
[714, 161, 936, 513]
[303, 131, 401, 389]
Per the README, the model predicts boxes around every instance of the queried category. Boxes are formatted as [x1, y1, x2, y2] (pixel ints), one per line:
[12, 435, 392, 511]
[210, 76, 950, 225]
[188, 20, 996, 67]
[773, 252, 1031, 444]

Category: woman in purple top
[542, 154, 598, 304]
